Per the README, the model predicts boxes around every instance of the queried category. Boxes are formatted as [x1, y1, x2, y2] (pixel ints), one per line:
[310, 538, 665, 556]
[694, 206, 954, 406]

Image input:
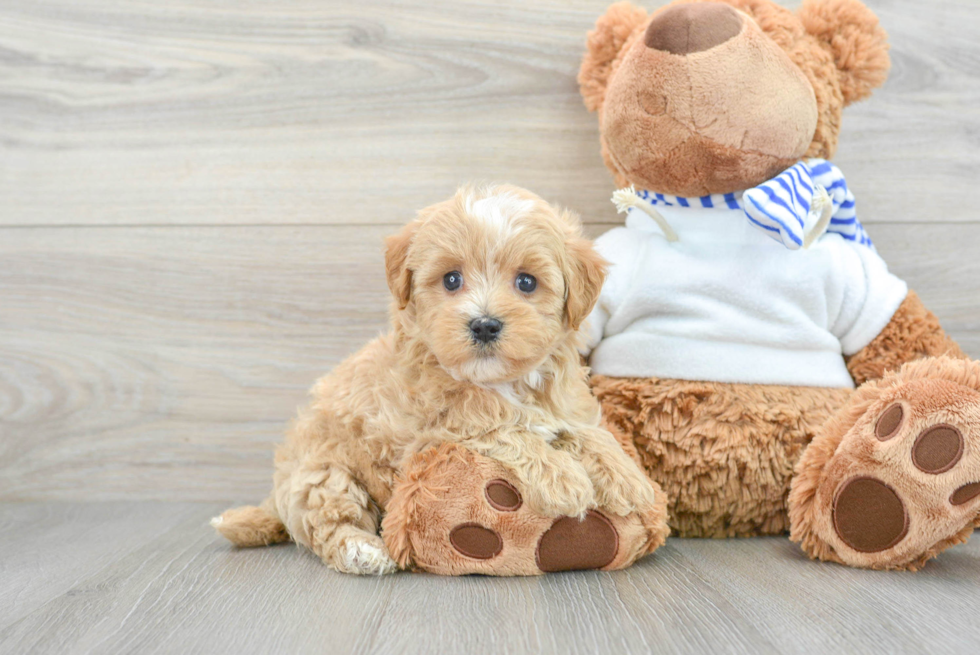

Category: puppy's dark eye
[443, 271, 463, 291]
[516, 273, 537, 293]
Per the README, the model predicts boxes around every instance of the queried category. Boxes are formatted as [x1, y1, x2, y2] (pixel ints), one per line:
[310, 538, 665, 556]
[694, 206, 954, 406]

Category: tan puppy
[213, 185, 658, 574]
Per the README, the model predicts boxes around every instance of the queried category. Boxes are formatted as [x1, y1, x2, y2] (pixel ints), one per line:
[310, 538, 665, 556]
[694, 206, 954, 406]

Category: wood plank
[0, 225, 393, 502]
[0, 502, 214, 632]
[672, 536, 980, 653]
[3, 502, 980, 654]
[363, 545, 779, 655]
[0, 501, 776, 654]
[1, 222, 978, 501]
[1, 0, 978, 227]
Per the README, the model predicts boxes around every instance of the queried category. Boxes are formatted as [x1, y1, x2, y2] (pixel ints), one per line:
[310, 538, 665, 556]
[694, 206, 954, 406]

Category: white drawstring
[803, 185, 833, 249]
[612, 186, 679, 242]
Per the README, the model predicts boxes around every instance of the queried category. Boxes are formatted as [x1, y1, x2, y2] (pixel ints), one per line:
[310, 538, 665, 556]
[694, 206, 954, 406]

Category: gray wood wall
[2, 0, 979, 503]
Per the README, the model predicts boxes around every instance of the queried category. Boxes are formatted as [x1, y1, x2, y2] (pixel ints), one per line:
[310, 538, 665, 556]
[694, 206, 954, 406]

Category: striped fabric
[626, 159, 873, 250]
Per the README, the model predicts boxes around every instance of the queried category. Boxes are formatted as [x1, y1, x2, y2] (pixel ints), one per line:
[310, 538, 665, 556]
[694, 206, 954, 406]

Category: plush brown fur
[798, 0, 891, 106]
[592, 375, 851, 537]
[579, 0, 980, 569]
[579, 0, 890, 195]
[790, 356, 980, 570]
[580, 1, 649, 114]
[591, 291, 974, 545]
[846, 290, 966, 386]
[214, 185, 666, 575]
[382, 443, 669, 575]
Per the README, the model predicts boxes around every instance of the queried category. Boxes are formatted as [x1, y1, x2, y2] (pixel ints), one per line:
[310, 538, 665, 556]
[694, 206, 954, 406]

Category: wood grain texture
[2, 502, 980, 654]
[1, 223, 978, 502]
[0, 0, 978, 226]
[0, 502, 214, 632]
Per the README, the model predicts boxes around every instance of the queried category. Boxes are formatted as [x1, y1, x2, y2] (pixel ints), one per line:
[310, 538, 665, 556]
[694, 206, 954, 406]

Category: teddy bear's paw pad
[832, 477, 908, 553]
[535, 511, 619, 572]
[391, 444, 655, 575]
[951, 482, 980, 505]
[874, 403, 904, 440]
[445, 480, 520, 560]
[911, 425, 963, 473]
[817, 382, 980, 567]
[449, 523, 503, 560]
[485, 479, 522, 511]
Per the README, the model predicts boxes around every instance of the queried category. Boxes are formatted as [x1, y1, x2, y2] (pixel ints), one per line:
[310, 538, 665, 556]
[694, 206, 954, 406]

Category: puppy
[213, 185, 657, 574]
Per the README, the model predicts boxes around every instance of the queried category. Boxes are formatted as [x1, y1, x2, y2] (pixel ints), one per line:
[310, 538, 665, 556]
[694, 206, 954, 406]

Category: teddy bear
[273, 0, 979, 577]
[577, 0, 980, 570]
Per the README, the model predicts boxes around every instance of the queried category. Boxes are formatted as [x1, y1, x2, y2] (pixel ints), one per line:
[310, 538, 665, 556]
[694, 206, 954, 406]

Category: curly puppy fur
[214, 185, 658, 574]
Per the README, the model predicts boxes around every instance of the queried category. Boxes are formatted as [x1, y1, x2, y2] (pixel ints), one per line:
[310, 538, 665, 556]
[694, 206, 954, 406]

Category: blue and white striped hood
[613, 159, 873, 250]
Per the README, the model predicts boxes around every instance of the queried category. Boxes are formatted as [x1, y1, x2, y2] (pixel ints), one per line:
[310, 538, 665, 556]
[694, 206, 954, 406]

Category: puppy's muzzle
[470, 317, 503, 344]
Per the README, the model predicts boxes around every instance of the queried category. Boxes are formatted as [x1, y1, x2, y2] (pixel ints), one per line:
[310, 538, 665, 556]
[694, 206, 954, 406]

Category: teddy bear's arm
[845, 290, 966, 386]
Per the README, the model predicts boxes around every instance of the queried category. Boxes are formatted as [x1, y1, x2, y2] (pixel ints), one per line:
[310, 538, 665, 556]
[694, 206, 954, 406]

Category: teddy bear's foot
[790, 356, 980, 570]
[381, 443, 669, 576]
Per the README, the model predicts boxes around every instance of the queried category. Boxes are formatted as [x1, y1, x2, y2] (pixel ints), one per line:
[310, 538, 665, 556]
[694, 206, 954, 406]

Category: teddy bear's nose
[644, 3, 743, 55]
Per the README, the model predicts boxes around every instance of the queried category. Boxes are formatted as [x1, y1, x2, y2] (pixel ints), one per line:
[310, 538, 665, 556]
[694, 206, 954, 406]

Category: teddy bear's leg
[381, 443, 669, 576]
[789, 356, 980, 570]
[591, 375, 852, 538]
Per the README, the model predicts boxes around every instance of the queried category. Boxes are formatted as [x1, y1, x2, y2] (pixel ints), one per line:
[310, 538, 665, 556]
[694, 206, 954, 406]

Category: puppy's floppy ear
[798, 0, 890, 105]
[578, 1, 648, 113]
[384, 219, 420, 310]
[562, 218, 608, 331]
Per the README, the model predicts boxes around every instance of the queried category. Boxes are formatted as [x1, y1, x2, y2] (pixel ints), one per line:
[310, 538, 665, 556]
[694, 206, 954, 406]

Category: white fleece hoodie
[582, 204, 908, 389]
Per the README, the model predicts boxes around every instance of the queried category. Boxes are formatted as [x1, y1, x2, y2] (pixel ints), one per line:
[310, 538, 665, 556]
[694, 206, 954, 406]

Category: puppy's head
[385, 185, 606, 385]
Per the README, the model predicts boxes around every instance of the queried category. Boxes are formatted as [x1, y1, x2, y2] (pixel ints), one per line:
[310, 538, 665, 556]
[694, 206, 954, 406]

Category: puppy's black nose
[470, 317, 503, 344]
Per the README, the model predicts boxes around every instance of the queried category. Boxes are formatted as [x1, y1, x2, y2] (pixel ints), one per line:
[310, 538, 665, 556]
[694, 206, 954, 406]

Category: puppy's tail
[211, 498, 289, 547]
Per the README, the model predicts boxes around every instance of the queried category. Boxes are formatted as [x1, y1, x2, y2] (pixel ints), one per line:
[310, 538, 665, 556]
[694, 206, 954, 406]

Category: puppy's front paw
[595, 467, 658, 517]
[524, 459, 596, 518]
[581, 447, 658, 517]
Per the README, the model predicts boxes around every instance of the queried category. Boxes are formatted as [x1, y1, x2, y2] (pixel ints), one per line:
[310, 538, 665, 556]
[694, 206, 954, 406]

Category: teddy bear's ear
[798, 0, 890, 105]
[578, 2, 648, 112]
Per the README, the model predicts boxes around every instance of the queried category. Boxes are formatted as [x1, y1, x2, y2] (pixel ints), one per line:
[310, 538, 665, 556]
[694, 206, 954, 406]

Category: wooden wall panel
[1, 0, 979, 500]
[0, 0, 978, 227]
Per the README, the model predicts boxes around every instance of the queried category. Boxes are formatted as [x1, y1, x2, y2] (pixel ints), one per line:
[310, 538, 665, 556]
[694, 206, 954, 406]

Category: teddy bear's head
[579, 0, 890, 197]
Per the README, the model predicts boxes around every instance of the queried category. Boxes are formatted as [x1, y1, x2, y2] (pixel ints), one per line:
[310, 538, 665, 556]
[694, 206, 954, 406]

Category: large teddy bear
[367, 0, 980, 576]
[579, 0, 980, 569]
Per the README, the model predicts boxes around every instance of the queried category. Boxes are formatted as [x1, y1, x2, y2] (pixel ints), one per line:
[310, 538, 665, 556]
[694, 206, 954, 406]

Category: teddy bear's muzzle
[644, 2, 743, 55]
[599, 2, 820, 196]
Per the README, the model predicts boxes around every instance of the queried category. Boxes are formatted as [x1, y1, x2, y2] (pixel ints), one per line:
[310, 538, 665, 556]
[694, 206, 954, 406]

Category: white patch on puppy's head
[466, 188, 535, 240]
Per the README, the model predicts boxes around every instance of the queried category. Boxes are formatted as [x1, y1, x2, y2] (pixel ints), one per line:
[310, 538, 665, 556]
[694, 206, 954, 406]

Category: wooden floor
[2, 0, 980, 653]
[2, 502, 980, 654]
